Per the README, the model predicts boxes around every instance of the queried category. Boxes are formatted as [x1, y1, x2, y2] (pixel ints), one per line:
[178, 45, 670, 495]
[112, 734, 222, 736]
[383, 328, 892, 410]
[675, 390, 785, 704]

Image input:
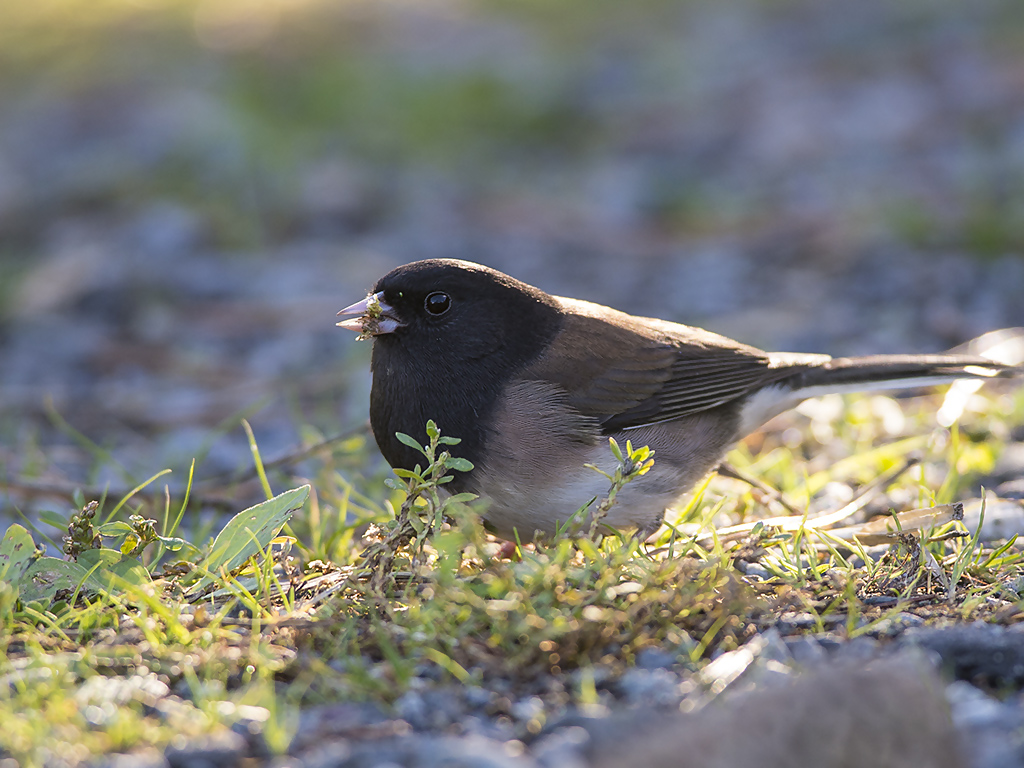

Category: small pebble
[164, 731, 247, 768]
[635, 647, 678, 670]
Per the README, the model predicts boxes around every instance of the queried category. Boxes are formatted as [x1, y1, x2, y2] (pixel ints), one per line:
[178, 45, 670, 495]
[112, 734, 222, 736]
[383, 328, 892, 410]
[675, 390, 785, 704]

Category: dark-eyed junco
[338, 259, 1021, 539]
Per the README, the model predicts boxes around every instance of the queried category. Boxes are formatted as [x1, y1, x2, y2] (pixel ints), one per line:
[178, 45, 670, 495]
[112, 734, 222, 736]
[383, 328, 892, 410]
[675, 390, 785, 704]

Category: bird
[337, 258, 1022, 540]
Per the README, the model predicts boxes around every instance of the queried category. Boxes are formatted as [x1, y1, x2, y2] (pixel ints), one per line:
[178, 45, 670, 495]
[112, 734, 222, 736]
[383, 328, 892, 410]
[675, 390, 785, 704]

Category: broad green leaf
[446, 493, 478, 504]
[157, 535, 197, 555]
[19, 557, 105, 603]
[113, 560, 153, 588]
[78, 549, 152, 588]
[0, 524, 39, 587]
[187, 485, 309, 596]
[395, 432, 424, 452]
[98, 522, 135, 536]
[446, 457, 474, 472]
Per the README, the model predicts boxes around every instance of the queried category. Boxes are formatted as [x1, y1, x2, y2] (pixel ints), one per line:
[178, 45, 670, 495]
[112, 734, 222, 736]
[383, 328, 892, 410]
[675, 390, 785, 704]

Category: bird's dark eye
[424, 292, 451, 316]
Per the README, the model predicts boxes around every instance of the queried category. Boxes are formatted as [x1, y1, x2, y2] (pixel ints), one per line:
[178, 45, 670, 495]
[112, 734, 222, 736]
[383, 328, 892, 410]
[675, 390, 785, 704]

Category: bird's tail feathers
[741, 331, 1024, 435]
[789, 355, 1020, 393]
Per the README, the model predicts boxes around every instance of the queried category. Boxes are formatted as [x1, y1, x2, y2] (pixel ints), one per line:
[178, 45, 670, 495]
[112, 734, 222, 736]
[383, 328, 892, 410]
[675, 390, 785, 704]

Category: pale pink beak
[336, 292, 403, 336]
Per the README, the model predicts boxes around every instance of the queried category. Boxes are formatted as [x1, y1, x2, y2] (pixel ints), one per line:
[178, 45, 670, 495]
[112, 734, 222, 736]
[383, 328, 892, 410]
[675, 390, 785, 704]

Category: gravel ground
[3, 0, 1024, 765]
[83, 625, 1024, 767]
[2, 0, 1023, 488]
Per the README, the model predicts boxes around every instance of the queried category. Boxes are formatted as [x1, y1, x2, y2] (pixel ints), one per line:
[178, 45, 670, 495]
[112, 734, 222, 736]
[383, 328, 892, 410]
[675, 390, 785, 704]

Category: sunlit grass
[2, 385, 1024, 763]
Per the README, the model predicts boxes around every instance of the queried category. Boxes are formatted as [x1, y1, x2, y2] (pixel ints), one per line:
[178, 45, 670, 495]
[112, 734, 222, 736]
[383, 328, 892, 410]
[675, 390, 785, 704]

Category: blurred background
[2, 0, 1024, 522]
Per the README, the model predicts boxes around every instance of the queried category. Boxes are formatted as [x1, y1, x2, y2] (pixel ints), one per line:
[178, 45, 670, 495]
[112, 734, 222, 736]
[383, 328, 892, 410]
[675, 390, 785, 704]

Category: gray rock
[995, 479, 1024, 501]
[833, 635, 881, 662]
[302, 735, 539, 768]
[592, 656, 962, 768]
[614, 667, 683, 707]
[90, 750, 170, 768]
[900, 624, 1024, 686]
[634, 647, 678, 670]
[864, 611, 925, 639]
[532, 725, 591, 768]
[947, 681, 1024, 768]
[782, 635, 829, 667]
[701, 628, 795, 696]
[992, 443, 1024, 483]
[396, 688, 466, 731]
[164, 731, 247, 768]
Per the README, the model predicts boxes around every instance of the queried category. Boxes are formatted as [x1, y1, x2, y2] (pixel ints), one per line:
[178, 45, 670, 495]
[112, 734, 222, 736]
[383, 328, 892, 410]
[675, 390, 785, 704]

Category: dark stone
[899, 625, 1024, 688]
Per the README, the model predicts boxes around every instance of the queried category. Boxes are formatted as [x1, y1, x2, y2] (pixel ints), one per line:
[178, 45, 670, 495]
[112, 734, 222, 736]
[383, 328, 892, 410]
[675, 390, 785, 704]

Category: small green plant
[359, 420, 477, 593]
[1, 485, 309, 614]
[557, 437, 656, 539]
[1, 384, 1022, 765]
[61, 500, 102, 558]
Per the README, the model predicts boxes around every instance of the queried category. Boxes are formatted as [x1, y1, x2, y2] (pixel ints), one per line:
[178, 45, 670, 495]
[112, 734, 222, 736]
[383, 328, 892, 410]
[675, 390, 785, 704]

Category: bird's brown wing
[523, 298, 800, 432]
